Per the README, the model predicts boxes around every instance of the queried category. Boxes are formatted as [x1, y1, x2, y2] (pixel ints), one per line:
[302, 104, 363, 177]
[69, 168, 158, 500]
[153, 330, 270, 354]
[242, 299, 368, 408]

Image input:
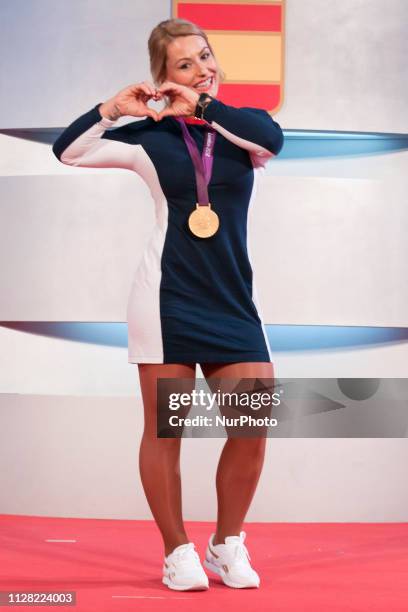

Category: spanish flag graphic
[172, 0, 285, 113]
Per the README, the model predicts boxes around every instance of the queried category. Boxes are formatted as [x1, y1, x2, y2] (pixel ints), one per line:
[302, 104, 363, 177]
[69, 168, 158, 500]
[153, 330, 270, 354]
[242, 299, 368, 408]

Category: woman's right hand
[99, 81, 162, 121]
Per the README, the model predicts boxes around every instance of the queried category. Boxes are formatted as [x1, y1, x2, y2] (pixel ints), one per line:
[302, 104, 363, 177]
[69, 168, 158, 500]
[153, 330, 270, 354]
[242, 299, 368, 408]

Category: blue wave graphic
[1, 322, 407, 352]
[1, 128, 407, 160]
[277, 130, 408, 159]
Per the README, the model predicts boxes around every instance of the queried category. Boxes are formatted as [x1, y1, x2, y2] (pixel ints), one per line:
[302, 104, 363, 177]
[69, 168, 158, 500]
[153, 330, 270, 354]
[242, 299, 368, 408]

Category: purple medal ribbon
[176, 117, 216, 206]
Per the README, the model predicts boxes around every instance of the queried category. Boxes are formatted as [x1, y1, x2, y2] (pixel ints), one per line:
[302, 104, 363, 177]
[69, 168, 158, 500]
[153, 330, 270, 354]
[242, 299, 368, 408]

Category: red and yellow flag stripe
[172, 0, 285, 112]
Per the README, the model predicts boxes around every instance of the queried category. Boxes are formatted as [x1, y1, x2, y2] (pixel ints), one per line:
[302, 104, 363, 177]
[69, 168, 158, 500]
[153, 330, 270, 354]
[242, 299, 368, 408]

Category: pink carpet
[1, 514, 407, 611]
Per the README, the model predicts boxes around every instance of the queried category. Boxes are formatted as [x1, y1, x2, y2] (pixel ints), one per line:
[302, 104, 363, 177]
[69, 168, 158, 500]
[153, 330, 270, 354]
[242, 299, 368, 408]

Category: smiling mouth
[193, 76, 214, 90]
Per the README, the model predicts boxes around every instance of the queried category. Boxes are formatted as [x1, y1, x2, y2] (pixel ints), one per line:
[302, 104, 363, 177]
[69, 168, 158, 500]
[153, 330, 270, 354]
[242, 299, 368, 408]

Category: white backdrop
[0, 0, 407, 520]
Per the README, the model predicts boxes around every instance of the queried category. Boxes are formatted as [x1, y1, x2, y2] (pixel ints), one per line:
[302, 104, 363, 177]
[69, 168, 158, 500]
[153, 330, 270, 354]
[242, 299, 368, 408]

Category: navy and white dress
[52, 99, 284, 364]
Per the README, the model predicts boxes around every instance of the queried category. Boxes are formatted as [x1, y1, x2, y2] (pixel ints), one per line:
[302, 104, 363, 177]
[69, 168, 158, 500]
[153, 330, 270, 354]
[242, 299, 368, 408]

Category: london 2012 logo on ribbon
[172, 0, 285, 113]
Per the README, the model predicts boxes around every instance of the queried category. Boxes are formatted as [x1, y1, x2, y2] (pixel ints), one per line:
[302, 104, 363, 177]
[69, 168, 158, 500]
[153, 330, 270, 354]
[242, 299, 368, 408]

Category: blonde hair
[148, 18, 226, 87]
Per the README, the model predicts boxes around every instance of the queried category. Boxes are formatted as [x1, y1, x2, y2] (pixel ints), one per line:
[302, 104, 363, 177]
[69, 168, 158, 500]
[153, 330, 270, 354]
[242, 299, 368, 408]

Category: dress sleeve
[201, 98, 284, 169]
[52, 103, 149, 171]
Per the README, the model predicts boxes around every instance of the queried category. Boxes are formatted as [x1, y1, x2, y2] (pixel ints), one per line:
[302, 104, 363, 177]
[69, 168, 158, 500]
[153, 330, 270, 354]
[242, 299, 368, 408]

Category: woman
[52, 18, 284, 591]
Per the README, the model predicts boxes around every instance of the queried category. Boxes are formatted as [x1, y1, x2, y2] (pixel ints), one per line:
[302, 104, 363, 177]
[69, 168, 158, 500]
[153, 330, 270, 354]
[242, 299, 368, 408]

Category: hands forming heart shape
[112, 80, 201, 122]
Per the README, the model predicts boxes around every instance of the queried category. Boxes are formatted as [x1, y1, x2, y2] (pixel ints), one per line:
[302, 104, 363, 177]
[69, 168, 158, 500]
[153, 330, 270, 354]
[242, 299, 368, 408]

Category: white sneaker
[204, 531, 260, 588]
[162, 542, 209, 591]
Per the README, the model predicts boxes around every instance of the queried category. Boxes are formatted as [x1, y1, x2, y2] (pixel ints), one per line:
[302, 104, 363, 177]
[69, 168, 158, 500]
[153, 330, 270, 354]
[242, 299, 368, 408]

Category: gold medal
[188, 203, 219, 238]
[175, 117, 219, 238]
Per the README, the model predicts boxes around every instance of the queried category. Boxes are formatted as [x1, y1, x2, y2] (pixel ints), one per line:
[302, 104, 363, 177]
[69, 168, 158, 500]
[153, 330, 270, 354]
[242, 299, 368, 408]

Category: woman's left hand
[155, 81, 200, 120]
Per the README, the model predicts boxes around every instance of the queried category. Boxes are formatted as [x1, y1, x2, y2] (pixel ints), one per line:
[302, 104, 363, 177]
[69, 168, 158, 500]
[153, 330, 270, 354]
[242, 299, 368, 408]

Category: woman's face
[163, 34, 220, 98]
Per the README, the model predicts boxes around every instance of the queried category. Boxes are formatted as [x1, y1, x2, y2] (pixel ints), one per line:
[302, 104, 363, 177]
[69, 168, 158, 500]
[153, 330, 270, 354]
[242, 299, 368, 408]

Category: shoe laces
[170, 542, 201, 568]
[233, 541, 251, 566]
[217, 532, 252, 567]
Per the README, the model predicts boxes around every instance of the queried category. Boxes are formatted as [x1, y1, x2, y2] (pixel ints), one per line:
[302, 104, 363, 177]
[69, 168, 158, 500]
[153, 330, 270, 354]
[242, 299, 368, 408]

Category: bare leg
[138, 362, 196, 556]
[200, 361, 275, 545]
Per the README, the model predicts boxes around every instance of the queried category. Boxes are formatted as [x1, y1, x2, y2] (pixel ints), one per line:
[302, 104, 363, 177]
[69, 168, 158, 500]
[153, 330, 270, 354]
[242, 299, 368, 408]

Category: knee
[141, 430, 181, 453]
